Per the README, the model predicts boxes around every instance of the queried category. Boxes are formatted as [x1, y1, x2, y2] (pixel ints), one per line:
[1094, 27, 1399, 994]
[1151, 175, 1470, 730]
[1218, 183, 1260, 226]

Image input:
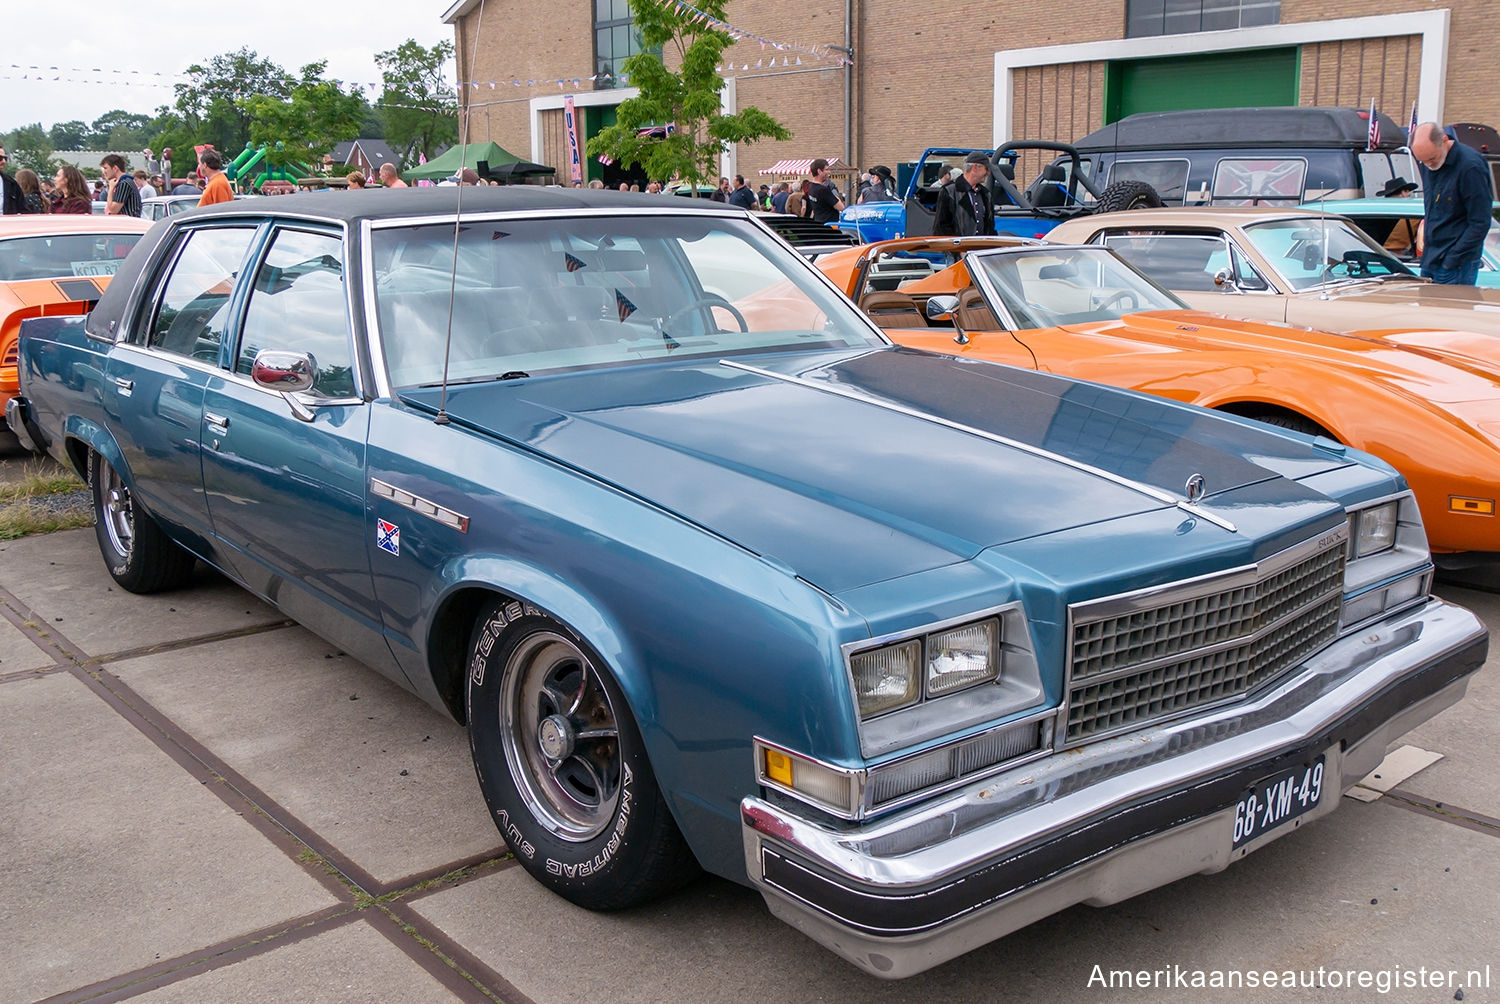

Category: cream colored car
[1047, 207, 1500, 334]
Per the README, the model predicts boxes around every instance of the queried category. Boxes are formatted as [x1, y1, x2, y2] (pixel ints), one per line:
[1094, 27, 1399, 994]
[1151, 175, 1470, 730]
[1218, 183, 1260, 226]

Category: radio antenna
[436, 0, 489, 425]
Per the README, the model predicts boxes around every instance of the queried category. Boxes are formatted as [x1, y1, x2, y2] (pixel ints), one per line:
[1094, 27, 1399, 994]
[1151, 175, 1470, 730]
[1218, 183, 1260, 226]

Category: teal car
[1303, 196, 1500, 287]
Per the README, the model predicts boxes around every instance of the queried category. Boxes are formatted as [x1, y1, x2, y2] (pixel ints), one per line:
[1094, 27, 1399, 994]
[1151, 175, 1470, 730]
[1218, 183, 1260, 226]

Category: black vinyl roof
[1073, 106, 1408, 152]
[186, 185, 732, 225]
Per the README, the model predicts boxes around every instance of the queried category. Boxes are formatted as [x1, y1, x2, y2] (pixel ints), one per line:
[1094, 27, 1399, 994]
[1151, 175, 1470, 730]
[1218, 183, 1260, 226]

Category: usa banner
[563, 95, 584, 184]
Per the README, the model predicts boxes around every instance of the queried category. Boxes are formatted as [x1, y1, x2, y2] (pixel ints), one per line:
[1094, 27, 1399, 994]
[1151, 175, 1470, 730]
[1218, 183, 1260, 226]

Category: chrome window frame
[357, 207, 889, 399]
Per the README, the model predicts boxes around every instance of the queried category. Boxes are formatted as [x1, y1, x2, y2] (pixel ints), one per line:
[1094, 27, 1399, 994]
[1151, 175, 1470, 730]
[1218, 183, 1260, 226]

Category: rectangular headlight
[1351, 501, 1398, 558]
[926, 618, 1000, 697]
[850, 639, 921, 717]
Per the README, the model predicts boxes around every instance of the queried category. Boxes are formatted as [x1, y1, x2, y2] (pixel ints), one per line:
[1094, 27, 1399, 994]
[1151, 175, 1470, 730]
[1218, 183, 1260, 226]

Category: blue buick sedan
[7, 188, 1486, 977]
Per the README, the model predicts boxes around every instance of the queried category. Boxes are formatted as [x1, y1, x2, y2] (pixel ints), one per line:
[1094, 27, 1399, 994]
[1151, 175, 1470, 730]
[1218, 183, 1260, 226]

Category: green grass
[0, 499, 93, 540]
[0, 463, 85, 502]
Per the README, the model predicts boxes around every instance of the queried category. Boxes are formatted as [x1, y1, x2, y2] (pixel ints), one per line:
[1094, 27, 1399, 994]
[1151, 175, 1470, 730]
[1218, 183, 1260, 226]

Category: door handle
[204, 412, 230, 433]
[112, 377, 133, 392]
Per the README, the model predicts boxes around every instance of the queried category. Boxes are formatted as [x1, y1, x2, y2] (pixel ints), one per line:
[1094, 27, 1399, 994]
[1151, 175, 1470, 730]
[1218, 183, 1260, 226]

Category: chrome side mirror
[1212, 267, 1241, 293]
[251, 349, 317, 422]
[926, 294, 959, 319]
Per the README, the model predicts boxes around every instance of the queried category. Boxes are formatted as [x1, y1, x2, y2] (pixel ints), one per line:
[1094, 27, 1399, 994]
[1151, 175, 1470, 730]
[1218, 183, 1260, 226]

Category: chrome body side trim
[370, 477, 471, 533]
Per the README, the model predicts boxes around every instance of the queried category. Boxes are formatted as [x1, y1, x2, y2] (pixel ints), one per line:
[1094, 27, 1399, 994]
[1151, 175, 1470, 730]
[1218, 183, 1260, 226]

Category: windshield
[0, 233, 144, 281]
[966, 247, 1184, 328]
[369, 215, 881, 387]
[1241, 217, 1414, 290]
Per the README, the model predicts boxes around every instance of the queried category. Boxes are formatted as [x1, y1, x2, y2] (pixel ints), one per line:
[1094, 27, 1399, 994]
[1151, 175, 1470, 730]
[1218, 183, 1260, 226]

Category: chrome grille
[1065, 539, 1345, 744]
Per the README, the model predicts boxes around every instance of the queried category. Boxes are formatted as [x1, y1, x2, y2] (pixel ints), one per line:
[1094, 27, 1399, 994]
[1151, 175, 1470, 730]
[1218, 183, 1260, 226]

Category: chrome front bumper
[741, 597, 1487, 979]
[5, 396, 40, 453]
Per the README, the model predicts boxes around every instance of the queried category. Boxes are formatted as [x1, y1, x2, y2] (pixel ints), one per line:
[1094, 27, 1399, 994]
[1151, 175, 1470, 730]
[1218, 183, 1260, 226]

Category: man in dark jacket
[0, 146, 22, 215]
[1412, 122, 1492, 285]
[727, 174, 757, 210]
[933, 151, 994, 237]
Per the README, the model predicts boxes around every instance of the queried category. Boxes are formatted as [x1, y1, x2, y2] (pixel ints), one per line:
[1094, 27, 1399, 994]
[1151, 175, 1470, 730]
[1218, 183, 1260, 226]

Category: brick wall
[451, 0, 1499, 184]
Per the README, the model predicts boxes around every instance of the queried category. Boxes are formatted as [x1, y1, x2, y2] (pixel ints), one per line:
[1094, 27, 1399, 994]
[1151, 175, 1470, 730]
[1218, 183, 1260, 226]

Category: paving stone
[0, 673, 339, 1002]
[0, 528, 285, 657]
[127, 919, 460, 1003]
[409, 800, 1500, 1002]
[0, 613, 56, 673]
[110, 626, 503, 888]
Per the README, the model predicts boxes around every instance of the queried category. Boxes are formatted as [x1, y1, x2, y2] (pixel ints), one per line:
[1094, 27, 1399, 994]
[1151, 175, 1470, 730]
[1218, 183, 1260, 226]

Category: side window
[1103, 234, 1227, 292]
[146, 228, 256, 361]
[1108, 159, 1190, 204]
[237, 229, 355, 399]
[1212, 158, 1307, 206]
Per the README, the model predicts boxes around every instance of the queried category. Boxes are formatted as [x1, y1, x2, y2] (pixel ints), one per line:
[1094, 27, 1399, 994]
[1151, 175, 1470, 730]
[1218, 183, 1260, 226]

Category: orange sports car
[1, 216, 152, 445]
[818, 236, 1500, 585]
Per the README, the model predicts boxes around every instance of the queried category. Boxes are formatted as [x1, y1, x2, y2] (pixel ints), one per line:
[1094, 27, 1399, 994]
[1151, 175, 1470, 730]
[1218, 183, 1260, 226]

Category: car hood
[401, 348, 1353, 594]
[1083, 310, 1500, 404]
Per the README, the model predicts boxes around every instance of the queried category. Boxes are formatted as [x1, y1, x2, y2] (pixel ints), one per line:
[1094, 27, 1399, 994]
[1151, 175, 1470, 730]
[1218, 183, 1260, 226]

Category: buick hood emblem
[1185, 473, 1207, 503]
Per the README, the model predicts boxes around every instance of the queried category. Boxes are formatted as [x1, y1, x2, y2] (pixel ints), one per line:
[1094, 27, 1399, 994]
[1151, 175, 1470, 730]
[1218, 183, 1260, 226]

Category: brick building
[441, 0, 1497, 185]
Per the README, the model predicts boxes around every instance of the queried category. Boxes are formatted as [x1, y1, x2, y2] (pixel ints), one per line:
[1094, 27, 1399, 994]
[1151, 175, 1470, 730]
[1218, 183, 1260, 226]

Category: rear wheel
[1095, 180, 1164, 213]
[466, 602, 698, 909]
[89, 451, 196, 593]
[1246, 411, 1333, 440]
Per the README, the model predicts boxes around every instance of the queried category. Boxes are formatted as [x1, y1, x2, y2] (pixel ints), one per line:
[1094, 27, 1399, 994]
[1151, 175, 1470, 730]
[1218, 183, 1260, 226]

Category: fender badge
[376, 518, 400, 556]
[1185, 473, 1206, 503]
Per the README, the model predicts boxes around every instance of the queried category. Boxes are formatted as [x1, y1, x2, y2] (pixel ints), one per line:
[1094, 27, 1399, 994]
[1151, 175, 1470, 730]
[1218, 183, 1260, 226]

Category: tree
[375, 39, 458, 166]
[4, 124, 57, 176]
[88, 110, 152, 150]
[586, 0, 790, 190]
[245, 63, 367, 170]
[174, 48, 293, 154]
[49, 120, 89, 150]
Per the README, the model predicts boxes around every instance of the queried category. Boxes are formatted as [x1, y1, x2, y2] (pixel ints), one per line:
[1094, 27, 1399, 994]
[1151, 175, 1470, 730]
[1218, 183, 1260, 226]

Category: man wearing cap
[933, 152, 993, 237]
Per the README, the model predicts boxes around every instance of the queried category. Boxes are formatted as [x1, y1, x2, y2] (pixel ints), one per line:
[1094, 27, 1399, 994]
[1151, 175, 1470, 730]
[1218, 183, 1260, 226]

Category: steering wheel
[661, 293, 749, 334]
[1097, 290, 1138, 313]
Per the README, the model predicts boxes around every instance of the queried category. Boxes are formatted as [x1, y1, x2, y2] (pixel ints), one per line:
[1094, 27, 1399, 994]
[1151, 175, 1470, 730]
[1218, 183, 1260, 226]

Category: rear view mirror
[926, 294, 959, 319]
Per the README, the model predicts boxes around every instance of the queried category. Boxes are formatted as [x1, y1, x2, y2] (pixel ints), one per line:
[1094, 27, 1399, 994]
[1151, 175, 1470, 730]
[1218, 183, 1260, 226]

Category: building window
[595, 0, 644, 89]
[1126, 0, 1280, 37]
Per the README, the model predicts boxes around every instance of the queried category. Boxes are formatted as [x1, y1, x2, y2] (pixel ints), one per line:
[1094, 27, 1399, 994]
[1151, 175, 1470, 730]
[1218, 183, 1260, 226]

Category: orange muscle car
[0, 216, 152, 444]
[817, 237, 1500, 584]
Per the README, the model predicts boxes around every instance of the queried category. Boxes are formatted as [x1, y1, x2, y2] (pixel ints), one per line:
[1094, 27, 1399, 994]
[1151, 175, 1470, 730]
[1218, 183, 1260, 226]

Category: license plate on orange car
[1232, 756, 1326, 849]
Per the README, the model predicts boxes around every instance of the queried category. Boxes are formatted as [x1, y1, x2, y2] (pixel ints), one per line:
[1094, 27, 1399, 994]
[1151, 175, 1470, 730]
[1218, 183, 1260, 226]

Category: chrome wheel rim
[101, 464, 134, 559]
[498, 631, 621, 842]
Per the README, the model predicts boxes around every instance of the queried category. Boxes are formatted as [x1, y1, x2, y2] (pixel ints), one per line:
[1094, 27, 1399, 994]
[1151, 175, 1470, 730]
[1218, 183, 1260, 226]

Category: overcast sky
[3, 1, 455, 133]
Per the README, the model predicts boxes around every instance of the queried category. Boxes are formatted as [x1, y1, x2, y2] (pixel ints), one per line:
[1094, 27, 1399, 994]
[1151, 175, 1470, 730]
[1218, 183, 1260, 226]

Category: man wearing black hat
[859, 165, 897, 203]
[933, 151, 994, 236]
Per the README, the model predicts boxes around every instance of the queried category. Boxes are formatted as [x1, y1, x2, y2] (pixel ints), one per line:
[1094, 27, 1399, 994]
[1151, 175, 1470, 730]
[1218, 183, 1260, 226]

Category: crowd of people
[0, 143, 234, 216]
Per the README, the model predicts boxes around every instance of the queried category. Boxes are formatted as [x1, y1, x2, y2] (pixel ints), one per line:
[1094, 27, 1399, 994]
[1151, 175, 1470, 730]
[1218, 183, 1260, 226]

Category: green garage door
[1105, 47, 1298, 122]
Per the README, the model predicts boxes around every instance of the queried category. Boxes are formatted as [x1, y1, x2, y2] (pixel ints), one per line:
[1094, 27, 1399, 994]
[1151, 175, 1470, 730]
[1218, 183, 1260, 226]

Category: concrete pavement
[2, 527, 1497, 1003]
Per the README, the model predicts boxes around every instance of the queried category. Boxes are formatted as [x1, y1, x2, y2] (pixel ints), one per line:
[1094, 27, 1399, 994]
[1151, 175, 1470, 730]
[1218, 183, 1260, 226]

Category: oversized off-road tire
[89, 450, 197, 593]
[1095, 180, 1164, 213]
[1247, 411, 1333, 440]
[466, 600, 699, 910]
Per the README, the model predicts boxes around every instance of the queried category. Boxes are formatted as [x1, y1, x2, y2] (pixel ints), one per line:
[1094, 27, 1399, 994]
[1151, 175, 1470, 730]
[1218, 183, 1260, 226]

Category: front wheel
[466, 602, 698, 910]
[89, 450, 197, 593]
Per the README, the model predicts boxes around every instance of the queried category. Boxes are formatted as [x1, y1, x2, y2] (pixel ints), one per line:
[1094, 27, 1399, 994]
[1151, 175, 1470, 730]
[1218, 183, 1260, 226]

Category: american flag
[564, 252, 588, 272]
[615, 289, 637, 321]
[1366, 99, 1381, 151]
[1407, 101, 1419, 146]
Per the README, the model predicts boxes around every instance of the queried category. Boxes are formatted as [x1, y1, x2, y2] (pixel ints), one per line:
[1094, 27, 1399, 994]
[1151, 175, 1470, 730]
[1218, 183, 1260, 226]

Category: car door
[200, 224, 399, 679]
[102, 224, 260, 558]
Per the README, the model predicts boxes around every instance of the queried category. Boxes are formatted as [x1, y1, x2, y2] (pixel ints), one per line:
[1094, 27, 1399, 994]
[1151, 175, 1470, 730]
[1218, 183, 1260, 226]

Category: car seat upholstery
[859, 290, 928, 328]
